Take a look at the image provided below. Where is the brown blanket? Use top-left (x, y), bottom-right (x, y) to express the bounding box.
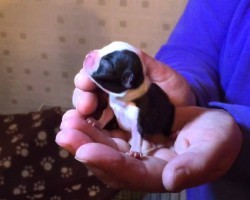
top-left (0, 107), bottom-right (118, 200)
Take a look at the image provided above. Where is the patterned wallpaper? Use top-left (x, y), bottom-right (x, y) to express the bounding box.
top-left (0, 0), bottom-right (187, 114)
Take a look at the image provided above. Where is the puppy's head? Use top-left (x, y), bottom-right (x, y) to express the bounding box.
top-left (84, 41), bottom-right (146, 96)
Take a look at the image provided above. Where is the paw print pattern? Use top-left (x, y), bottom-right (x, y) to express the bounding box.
top-left (58, 148), bottom-right (69, 159)
top-left (6, 123), bottom-right (18, 135)
top-left (13, 184), bottom-right (27, 195)
top-left (40, 157), bottom-right (55, 171)
top-left (26, 194), bottom-right (44, 200)
top-left (50, 196), bottom-right (61, 200)
top-left (31, 113), bottom-right (41, 121)
top-left (11, 133), bottom-right (23, 144)
top-left (21, 166), bottom-right (34, 178)
top-left (16, 143), bottom-right (29, 157)
top-left (3, 115), bottom-right (14, 123)
top-left (71, 184), bottom-right (82, 191)
top-left (32, 120), bottom-right (43, 128)
top-left (61, 167), bottom-right (73, 178)
top-left (31, 113), bottom-right (43, 128)
top-left (54, 127), bottom-right (60, 134)
top-left (34, 180), bottom-right (45, 191)
top-left (65, 184), bottom-right (82, 193)
top-left (88, 185), bottom-right (100, 197)
top-left (0, 156), bottom-right (12, 168)
top-left (35, 131), bottom-right (48, 147)
top-left (87, 170), bottom-right (94, 177)
top-left (0, 175), bottom-right (5, 185)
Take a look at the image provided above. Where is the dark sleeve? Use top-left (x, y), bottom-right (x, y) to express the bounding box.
top-left (155, 0), bottom-right (250, 184)
top-left (155, 0), bottom-right (238, 106)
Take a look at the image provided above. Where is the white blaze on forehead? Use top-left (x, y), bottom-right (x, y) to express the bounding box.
top-left (99, 41), bottom-right (146, 76)
top-left (99, 41), bottom-right (140, 57)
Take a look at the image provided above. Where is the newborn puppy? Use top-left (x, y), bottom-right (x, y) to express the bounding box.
top-left (84, 41), bottom-right (175, 158)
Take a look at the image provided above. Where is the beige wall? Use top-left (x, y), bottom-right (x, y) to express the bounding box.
top-left (0, 0), bottom-right (187, 114)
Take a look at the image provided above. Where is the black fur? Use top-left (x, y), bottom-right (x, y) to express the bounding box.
top-left (92, 50), bottom-right (144, 93)
top-left (134, 83), bottom-right (175, 137)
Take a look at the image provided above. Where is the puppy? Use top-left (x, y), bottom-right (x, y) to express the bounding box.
top-left (83, 41), bottom-right (175, 158)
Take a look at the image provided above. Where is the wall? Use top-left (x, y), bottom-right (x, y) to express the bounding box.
top-left (0, 0), bottom-right (187, 114)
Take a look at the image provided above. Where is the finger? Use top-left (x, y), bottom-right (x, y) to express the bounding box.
top-left (60, 109), bottom-right (130, 152)
top-left (163, 108), bottom-right (243, 192)
top-left (75, 143), bottom-right (167, 192)
top-left (150, 148), bottom-right (177, 161)
top-left (162, 151), bottom-right (216, 192)
top-left (56, 129), bottom-right (92, 154)
top-left (162, 139), bottom-right (231, 192)
top-left (109, 129), bottom-right (130, 141)
top-left (72, 88), bottom-right (98, 115)
top-left (74, 69), bottom-right (96, 91)
top-left (61, 115), bottom-right (129, 152)
top-left (141, 51), bottom-right (174, 84)
top-left (58, 126), bottom-right (129, 154)
top-left (141, 52), bottom-right (195, 106)
top-left (111, 138), bottom-right (130, 153)
top-left (61, 115), bottom-right (109, 137)
top-left (62, 109), bottom-right (84, 121)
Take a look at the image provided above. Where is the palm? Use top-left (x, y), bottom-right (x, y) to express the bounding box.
top-left (58, 106), bottom-right (241, 192)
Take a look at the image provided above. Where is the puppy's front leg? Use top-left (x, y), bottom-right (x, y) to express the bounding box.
top-left (87, 104), bottom-right (114, 130)
top-left (128, 123), bottom-right (143, 159)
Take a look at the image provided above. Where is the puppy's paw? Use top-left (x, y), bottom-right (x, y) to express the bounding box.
top-left (86, 118), bottom-right (103, 130)
top-left (127, 151), bottom-right (143, 159)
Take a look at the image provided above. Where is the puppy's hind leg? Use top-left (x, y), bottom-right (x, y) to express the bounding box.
top-left (87, 104), bottom-right (114, 130)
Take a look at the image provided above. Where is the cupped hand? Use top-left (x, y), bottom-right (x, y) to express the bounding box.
top-left (56, 106), bottom-right (242, 192)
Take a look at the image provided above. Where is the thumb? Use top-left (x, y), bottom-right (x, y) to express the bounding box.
top-left (141, 51), bottom-right (175, 84)
top-left (140, 51), bottom-right (195, 106)
top-left (162, 151), bottom-right (221, 192)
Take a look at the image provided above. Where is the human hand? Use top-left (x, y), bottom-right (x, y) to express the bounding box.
top-left (57, 47), bottom-right (241, 192)
top-left (56, 106), bottom-right (242, 192)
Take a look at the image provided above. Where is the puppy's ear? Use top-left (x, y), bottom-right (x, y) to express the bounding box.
top-left (121, 70), bottom-right (134, 89)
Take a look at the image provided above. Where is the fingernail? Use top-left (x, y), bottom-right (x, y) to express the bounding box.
top-left (72, 94), bottom-right (80, 109)
top-left (74, 73), bottom-right (81, 86)
top-left (55, 132), bottom-right (71, 147)
top-left (75, 155), bottom-right (86, 163)
top-left (75, 147), bottom-right (87, 163)
top-left (74, 97), bottom-right (79, 110)
top-left (56, 136), bottom-right (75, 154)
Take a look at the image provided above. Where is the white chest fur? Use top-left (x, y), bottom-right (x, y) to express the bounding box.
top-left (109, 96), bottom-right (139, 131)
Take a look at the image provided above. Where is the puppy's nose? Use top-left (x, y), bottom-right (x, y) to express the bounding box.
top-left (83, 50), bottom-right (98, 73)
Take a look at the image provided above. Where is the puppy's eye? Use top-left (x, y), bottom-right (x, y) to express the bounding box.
top-left (122, 71), bottom-right (134, 88)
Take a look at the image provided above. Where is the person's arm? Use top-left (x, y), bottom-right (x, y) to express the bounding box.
top-left (156, 0), bottom-right (250, 183)
top-left (155, 0), bottom-right (238, 106)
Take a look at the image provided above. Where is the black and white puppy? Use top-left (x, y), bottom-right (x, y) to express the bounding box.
top-left (84, 41), bottom-right (175, 158)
